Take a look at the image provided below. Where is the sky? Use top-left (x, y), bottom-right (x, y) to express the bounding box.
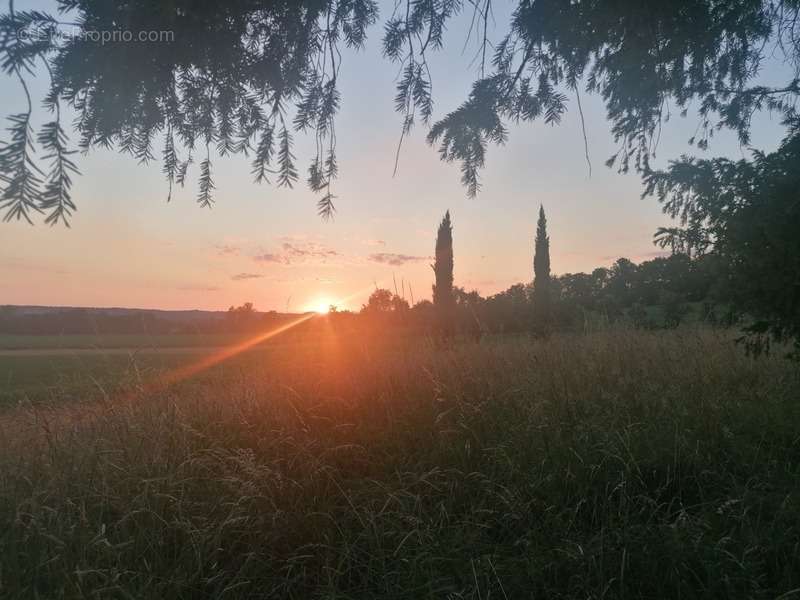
top-left (0, 1), bottom-right (790, 312)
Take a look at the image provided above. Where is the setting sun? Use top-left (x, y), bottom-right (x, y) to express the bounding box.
top-left (305, 298), bottom-right (336, 313)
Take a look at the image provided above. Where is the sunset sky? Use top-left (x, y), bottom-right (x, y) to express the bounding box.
top-left (0, 0), bottom-right (788, 312)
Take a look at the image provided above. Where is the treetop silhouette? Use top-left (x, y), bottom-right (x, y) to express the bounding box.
top-left (532, 204), bottom-right (551, 323)
top-left (2, 0), bottom-right (799, 222)
top-left (432, 210), bottom-right (454, 340)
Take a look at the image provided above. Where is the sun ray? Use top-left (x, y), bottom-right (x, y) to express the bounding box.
top-left (152, 312), bottom-right (317, 390)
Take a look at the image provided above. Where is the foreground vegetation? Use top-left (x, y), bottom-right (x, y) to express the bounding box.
top-left (1, 329), bottom-right (799, 598)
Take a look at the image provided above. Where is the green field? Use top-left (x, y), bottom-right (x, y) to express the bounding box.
top-left (0, 334), bottom-right (313, 400)
top-left (0, 333), bottom-right (242, 350)
top-left (1, 328), bottom-right (799, 598)
top-left (0, 353), bottom-right (193, 401)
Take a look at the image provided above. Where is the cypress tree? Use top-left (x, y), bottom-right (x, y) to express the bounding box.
top-left (432, 210), bottom-right (455, 339)
top-left (533, 205), bottom-right (551, 322)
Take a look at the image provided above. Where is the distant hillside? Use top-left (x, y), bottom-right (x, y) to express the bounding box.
top-left (0, 305), bottom-right (301, 335)
top-left (4, 305), bottom-right (229, 322)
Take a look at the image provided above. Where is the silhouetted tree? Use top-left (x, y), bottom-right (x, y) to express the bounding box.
top-left (532, 205), bottom-right (551, 327)
top-left (454, 286), bottom-right (485, 342)
top-left (410, 299), bottom-right (435, 334)
top-left (606, 258), bottom-right (638, 311)
top-left (361, 288), bottom-right (409, 314)
top-left (391, 295), bottom-right (410, 312)
top-left (432, 211), bottom-right (454, 340)
top-left (226, 302), bottom-right (258, 331)
top-left (549, 253), bottom-right (725, 330)
top-left (647, 128), bottom-right (800, 355)
top-left (361, 289), bottom-right (394, 313)
top-left (484, 283), bottom-right (532, 334)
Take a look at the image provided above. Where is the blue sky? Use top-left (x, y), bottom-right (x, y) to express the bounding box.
top-left (0, 0), bottom-right (789, 311)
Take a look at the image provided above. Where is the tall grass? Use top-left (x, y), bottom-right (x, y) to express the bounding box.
top-left (1, 329), bottom-right (799, 598)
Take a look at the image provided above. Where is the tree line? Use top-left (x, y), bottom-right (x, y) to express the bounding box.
top-left (0, 206), bottom-right (771, 346)
top-left (356, 207), bottom-right (739, 341)
top-left (0, 209), bottom-right (742, 340)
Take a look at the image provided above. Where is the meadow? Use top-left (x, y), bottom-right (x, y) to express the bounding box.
top-left (0, 333), bottom-right (242, 351)
top-left (0, 333), bottom-right (325, 399)
top-left (1, 328), bottom-right (799, 598)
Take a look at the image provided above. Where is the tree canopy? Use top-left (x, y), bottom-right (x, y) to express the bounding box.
top-left (2, 0), bottom-right (798, 222)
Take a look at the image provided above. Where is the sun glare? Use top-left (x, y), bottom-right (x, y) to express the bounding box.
top-left (306, 298), bottom-right (336, 313)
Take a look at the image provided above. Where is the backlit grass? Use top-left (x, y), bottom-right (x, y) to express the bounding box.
top-left (1, 329), bottom-right (798, 598)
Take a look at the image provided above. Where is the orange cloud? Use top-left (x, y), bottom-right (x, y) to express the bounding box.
top-left (369, 253), bottom-right (429, 266)
top-left (231, 273), bottom-right (263, 281)
top-left (254, 241), bottom-right (340, 265)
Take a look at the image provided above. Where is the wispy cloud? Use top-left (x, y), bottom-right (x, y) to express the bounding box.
top-left (254, 242), bottom-right (340, 265)
top-left (369, 253), bottom-right (429, 266)
top-left (215, 244), bottom-right (241, 257)
top-left (253, 253), bottom-right (284, 264)
top-left (364, 239), bottom-right (386, 247)
top-left (231, 273), bottom-right (263, 281)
